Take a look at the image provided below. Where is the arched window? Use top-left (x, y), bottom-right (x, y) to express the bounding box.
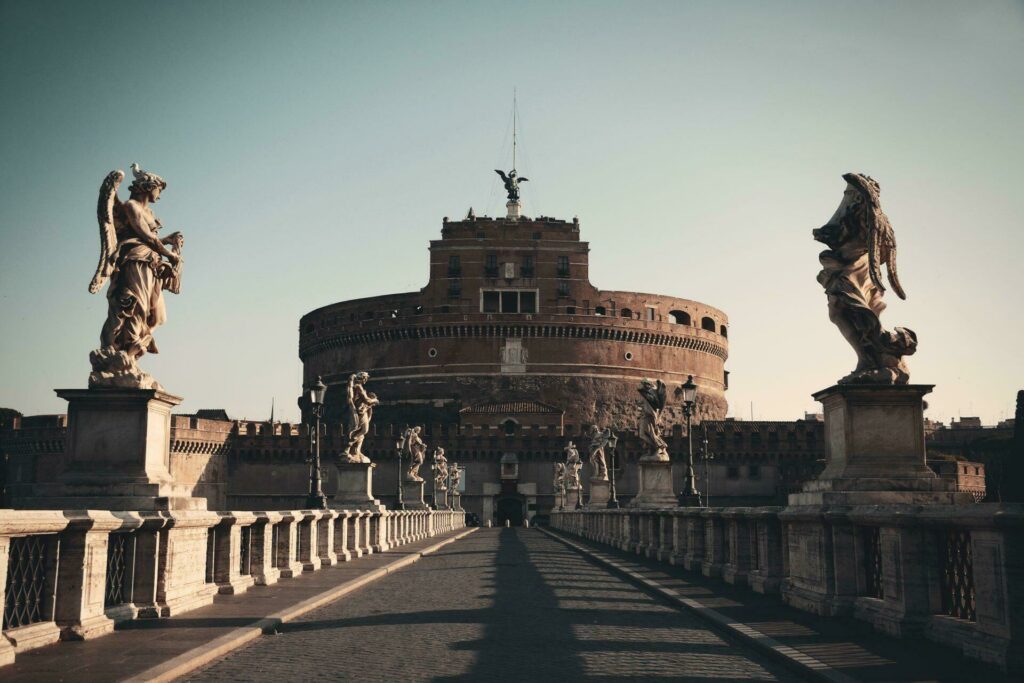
top-left (502, 419), bottom-right (518, 436)
top-left (720, 324), bottom-right (728, 337)
top-left (620, 308), bottom-right (633, 319)
top-left (594, 306), bottom-right (606, 316)
top-left (701, 316), bottom-right (715, 332)
top-left (669, 310), bottom-right (691, 325)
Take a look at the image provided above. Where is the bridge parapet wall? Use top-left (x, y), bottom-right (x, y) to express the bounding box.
top-left (0, 507), bottom-right (465, 668)
top-left (550, 503), bottom-right (1024, 675)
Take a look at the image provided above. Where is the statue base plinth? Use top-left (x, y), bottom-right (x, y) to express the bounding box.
top-left (630, 460), bottom-right (676, 508)
top-left (333, 462), bottom-right (382, 508)
top-left (506, 199), bottom-right (522, 220)
top-left (433, 489), bottom-right (449, 510)
top-left (789, 383), bottom-right (972, 506)
top-left (587, 479), bottom-right (610, 507)
top-left (565, 488), bottom-right (582, 510)
top-left (401, 479), bottom-right (428, 509)
top-left (452, 493), bottom-right (463, 511)
top-left (23, 388), bottom-right (206, 511)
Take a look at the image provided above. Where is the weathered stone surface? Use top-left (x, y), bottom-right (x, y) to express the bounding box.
top-left (333, 462), bottom-right (381, 508)
top-left (630, 460), bottom-right (676, 508)
top-left (28, 388), bottom-right (206, 511)
top-left (790, 384), bottom-right (973, 506)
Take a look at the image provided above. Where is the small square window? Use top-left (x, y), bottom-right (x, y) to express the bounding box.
top-left (748, 465), bottom-right (761, 479)
top-left (557, 281), bottom-right (570, 297)
top-left (727, 465), bottom-right (740, 480)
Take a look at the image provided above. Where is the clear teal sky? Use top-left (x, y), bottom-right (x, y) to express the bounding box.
top-left (1, 1), bottom-right (1021, 424)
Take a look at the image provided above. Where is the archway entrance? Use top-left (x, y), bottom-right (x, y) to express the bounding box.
top-left (495, 497), bottom-right (524, 527)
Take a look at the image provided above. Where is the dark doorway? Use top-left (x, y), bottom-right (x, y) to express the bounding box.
top-left (495, 497), bottom-right (524, 526)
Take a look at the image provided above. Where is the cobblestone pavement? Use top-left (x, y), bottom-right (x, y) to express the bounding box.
top-left (189, 528), bottom-right (802, 682)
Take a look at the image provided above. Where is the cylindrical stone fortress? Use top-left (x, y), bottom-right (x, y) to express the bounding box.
top-left (299, 214), bottom-right (729, 431)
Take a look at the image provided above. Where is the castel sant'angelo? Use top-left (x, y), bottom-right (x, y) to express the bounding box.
top-left (294, 168), bottom-right (731, 521)
top-left (299, 184), bottom-right (730, 433)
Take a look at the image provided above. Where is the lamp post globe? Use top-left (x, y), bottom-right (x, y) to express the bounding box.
top-left (305, 375), bottom-right (328, 510)
top-left (678, 375), bottom-right (702, 507)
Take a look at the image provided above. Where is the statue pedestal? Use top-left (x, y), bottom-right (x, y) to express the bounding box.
top-left (433, 489), bottom-right (450, 510)
top-left (334, 462), bottom-right (382, 508)
top-left (587, 479), bottom-right (610, 507)
top-left (565, 487), bottom-right (581, 510)
top-left (452, 493), bottom-right (463, 511)
top-left (28, 388), bottom-right (206, 511)
top-left (781, 383), bottom-right (973, 620)
top-left (630, 460), bottom-right (676, 508)
top-left (506, 199), bottom-right (521, 220)
top-left (789, 384), bottom-right (970, 506)
top-left (402, 479), bottom-right (428, 509)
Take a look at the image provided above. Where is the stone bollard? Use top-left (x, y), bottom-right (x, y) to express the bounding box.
top-left (524, 518), bottom-right (530, 528)
top-left (505, 519), bottom-right (510, 528)
top-left (486, 520), bottom-right (492, 528)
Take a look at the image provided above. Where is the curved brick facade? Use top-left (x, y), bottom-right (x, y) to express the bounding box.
top-left (299, 214), bottom-right (729, 430)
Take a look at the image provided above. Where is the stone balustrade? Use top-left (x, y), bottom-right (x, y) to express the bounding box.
top-left (550, 504), bottom-right (1024, 674)
top-left (0, 507), bottom-right (464, 666)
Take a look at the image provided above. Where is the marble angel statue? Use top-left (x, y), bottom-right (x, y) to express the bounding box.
top-left (432, 447), bottom-right (449, 491)
top-left (586, 425), bottom-right (614, 481)
top-left (88, 163), bottom-right (184, 391)
top-left (637, 379), bottom-right (669, 461)
top-left (813, 173), bottom-right (917, 384)
top-left (402, 426), bottom-right (427, 481)
top-left (344, 372), bottom-right (378, 463)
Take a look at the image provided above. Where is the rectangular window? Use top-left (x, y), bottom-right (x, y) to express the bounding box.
top-left (448, 255), bottom-right (461, 277)
top-left (646, 306), bottom-right (656, 321)
top-left (484, 254), bottom-right (498, 278)
top-left (557, 255), bottom-right (570, 278)
top-left (448, 282), bottom-right (461, 299)
top-left (748, 465), bottom-right (761, 479)
top-left (481, 289), bottom-right (538, 314)
top-left (501, 291), bottom-right (518, 313)
top-left (727, 465), bottom-right (740, 480)
top-left (557, 281), bottom-right (570, 298)
top-left (522, 255), bottom-right (534, 277)
top-left (520, 291), bottom-right (536, 313)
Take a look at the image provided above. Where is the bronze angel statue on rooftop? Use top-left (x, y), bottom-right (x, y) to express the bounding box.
top-left (88, 164), bottom-right (184, 391)
top-left (813, 173), bottom-right (917, 384)
top-left (495, 169), bottom-right (528, 201)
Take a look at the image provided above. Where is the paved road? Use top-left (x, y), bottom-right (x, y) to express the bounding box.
top-left (189, 528), bottom-right (802, 682)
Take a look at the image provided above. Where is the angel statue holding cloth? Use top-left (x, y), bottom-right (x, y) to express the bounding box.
top-left (88, 163), bottom-right (184, 391)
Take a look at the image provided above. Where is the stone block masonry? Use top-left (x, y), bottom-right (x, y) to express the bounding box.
top-left (0, 507), bottom-right (465, 668)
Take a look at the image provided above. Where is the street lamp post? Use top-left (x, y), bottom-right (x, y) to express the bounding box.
top-left (393, 429), bottom-right (406, 511)
top-left (678, 375), bottom-right (702, 507)
top-left (606, 432), bottom-right (620, 509)
top-left (701, 425), bottom-right (714, 508)
top-left (305, 376), bottom-right (328, 510)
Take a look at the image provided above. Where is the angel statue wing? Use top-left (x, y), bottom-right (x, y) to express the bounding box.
top-left (867, 209), bottom-right (906, 300)
top-left (89, 169), bottom-right (124, 294)
top-left (494, 169), bottom-right (509, 184)
top-left (655, 379), bottom-right (667, 410)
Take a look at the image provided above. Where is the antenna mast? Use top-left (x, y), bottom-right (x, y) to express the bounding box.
top-left (512, 88), bottom-right (517, 172)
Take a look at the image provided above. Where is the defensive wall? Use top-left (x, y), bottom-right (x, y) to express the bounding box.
top-left (2, 416), bottom-right (985, 518)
